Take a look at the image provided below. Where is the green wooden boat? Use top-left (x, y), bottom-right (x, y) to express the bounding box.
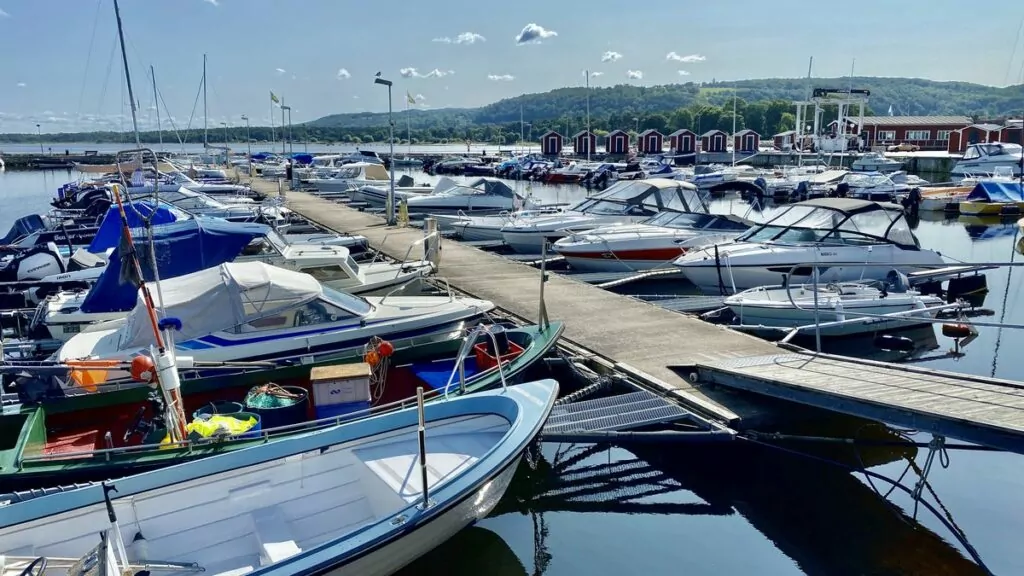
top-left (0, 321), bottom-right (563, 489)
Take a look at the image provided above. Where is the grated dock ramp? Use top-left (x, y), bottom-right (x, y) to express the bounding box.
top-left (543, 391), bottom-right (691, 434)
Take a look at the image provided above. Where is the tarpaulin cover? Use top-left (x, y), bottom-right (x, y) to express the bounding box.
top-left (965, 181), bottom-right (1024, 203)
top-left (80, 219), bottom-right (270, 314)
top-left (87, 201), bottom-right (189, 253)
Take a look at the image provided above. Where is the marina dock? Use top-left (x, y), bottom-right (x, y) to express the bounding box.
top-left (251, 177), bottom-right (1024, 453)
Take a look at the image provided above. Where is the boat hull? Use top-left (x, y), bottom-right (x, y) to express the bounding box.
top-left (558, 247), bottom-right (685, 272)
top-left (957, 201), bottom-right (1024, 216)
top-left (728, 300), bottom-right (938, 336)
top-left (327, 459), bottom-right (518, 576)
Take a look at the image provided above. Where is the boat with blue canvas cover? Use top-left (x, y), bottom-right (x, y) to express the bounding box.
top-left (957, 181), bottom-right (1024, 216)
top-left (0, 379), bottom-right (558, 576)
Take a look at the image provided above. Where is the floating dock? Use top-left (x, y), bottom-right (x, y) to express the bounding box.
top-left (252, 178), bottom-right (1024, 449)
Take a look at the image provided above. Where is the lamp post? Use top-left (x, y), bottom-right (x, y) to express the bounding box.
top-left (241, 114), bottom-right (252, 175)
top-left (220, 122), bottom-right (229, 145)
top-left (374, 75), bottom-right (396, 225)
top-left (36, 124), bottom-right (43, 154)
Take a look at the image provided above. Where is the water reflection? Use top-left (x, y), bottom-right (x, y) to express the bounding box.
top-left (474, 433), bottom-right (985, 576)
top-left (396, 526), bottom-right (527, 576)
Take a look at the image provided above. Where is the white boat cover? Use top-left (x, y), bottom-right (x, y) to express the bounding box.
top-left (119, 262), bottom-right (322, 350)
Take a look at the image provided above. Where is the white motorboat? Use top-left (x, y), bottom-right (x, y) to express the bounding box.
top-left (40, 223), bottom-right (433, 341)
top-left (673, 198), bottom-right (946, 294)
top-left (57, 261), bottom-right (493, 368)
top-left (552, 207), bottom-right (753, 273)
top-left (919, 167), bottom-right (1019, 212)
top-left (0, 379), bottom-right (557, 576)
top-left (433, 207), bottom-right (567, 242)
top-left (501, 179), bottom-right (700, 254)
top-left (308, 162), bottom-right (392, 193)
top-left (137, 187), bottom-right (287, 223)
top-left (352, 176), bottom-right (460, 206)
top-left (837, 172), bottom-right (910, 202)
top-left (404, 177), bottom-right (534, 216)
top-left (952, 143), bottom-right (1024, 177)
top-left (724, 278), bottom-right (944, 336)
top-left (851, 152), bottom-right (903, 173)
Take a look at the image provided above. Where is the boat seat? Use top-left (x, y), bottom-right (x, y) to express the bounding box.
top-left (251, 507), bottom-right (301, 566)
top-left (68, 248), bottom-right (105, 270)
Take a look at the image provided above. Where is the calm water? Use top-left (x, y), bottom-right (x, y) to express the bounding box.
top-left (2, 168), bottom-right (1023, 575)
top-left (0, 142), bottom-right (540, 156)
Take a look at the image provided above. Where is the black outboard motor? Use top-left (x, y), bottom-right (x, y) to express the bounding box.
top-left (885, 269), bottom-right (910, 294)
top-left (795, 180), bottom-right (809, 201)
top-left (902, 187), bottom-right (922, 218)
top-left (835, 182), bottom-right (850, 198)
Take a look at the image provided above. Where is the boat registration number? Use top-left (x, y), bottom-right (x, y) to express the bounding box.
top-left (63, 324), bottom-right (81, 334)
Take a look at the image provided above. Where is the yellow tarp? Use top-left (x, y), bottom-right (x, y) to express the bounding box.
top-left (185, 414), bottom-right (258, 438)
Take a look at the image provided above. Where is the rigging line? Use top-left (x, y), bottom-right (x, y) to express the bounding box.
top-left (1006, 12), bottom-right (1024, 86)
top-left (75, 0), bottom-right (106, 130)
top-left (181, 75), bottom-right (206, 146)
top-left (95, 33), bottom-right (119, 126)
top-left (155, 84), bottom-right (185, 147)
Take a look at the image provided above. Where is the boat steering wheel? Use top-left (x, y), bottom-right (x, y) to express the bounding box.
top-left (294, 302), bottom-right (328, 327)
top-left (18, 557), bottom-right (47, 576)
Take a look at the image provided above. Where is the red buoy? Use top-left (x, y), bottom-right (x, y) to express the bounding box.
top-left (130, 355), bottom-right (156, 382)
top-left (378, 340), bottom-right (395, 358)
top-left (941, 323), bottom-right (972, 339)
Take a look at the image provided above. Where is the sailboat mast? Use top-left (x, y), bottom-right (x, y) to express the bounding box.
top-left (203, 54), bottom-right (208, 149)
top-left (113, 0), bottom-right (141, 148)
top-left (151, 65), bottom-right (162, 152)
top-left (731, 90), bottom-right (737, 166)
top-left (585, 70), bottom-right (591, 162)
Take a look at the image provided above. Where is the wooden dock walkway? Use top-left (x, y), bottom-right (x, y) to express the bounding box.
top-left (252, 179), bottom-right (1024, 448)
top-left (262, 183), bottom-right (781, 425)
top-left (695, 352), bottom-right (1024, 454)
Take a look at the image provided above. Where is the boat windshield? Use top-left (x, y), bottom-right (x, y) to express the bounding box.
top-left (844, 173), bottom-right (892, 187)
top-left (644, 211), bottom-right (715, 229)
top-left (322, 285), bottom-right (372, 315)
top-left (265, 229), bottom-right (290, 252)
top-left (737, 204), bottom-right (917, 247)
top-left (570, 181), bottom-right (693, 215)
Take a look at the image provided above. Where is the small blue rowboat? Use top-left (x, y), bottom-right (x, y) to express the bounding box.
top-left (0, 379), bottom-right (558, 576)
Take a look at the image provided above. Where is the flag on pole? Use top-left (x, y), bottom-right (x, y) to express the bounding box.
top-left (406, 91), bottom-right (416, 105)
top-left (270, 91), bottom-right (280, 106)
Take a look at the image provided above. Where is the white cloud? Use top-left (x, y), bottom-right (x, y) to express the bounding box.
top-left (275, 67), bottom-right (286, 74)
top-left (434, 32), bottom-right (486, 45)
top-left (203, 0), bottom-right (219, 6)
top-left (415, 94), bottom-right (426, 101)
top-left (515, 23), bottom-right (557, 44)
top-left (677, 70), bottom-right (691, 76)
top-left (352, 95), bottom-right (359, 99)
top-left (488, 74), bottom-right (515, 81)
top-left (666, 52), bottom-right (706, 63)
top-left (601, 51), bottom-right (623, 63)
top-left (401, 67), bottom-right (453, 78)
top-left (590, 71), bottom-right (604, 77)
top-left (16, 82), bottom-right (26, 87)
top-left (627, 70), bottom-right (643, 79)
top-left (0, 7), bottom-right (9, 17)
top-left (337, 68), bottom-right (351, 79)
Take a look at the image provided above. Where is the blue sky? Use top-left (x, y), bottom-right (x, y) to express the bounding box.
top-left (1, 0), bottom-right (1023, 133)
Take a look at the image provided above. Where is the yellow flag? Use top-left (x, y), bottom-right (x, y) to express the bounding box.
top-left (270, 91), bottom-right (280, 104)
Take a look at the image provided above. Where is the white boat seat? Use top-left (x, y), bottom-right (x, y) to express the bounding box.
top-left (251, 508), bottom-right (301, 566)
top-left (69, 248), bottom-right (105, 269)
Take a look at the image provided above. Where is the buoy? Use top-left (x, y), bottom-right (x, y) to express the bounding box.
top-left (873, 334), bottom-right (915, 352)
top-left (364, 350), bottom-right (380, 366)
top-left (378, 340), bottom-right (394, 357)
top-left (942, 323), bottom-right (973, 339)
top-left (130, 355), bottom-right (156, 382)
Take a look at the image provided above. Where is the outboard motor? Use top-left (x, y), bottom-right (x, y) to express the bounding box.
top-left (835, 182), bottom-right (850, 198)
top-left (0, 242), bottom-right (66, 282)
top-left (885, 269), bottom-right (910, 294)
top-left (753, 177), bottom-right (767, 193)
top-left (795, 181), bottom-right (809, 202)
top-left (483, 324), bottom-right (511, 357)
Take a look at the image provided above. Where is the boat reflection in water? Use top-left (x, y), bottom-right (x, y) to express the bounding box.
top-left (476, 420), bottom-right (987, 576)
top-left (397, 526), bottom-right (527, 576)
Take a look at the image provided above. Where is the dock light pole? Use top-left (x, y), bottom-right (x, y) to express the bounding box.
top-left (220, 122), bottom-right (228, 145)
top-left (375, 75), bottom-right (396, 225)
top-left (36, 124), bottom-right (43, 154)
top-left (241, 115), bottom-right (252, 175)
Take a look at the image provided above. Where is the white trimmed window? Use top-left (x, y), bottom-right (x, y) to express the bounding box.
top-left (877, 130), bottom-right (896, 141)
top-left (936, 130), bottom-right (952, 141)
top-left (906, 130), bottom-right (931, 140)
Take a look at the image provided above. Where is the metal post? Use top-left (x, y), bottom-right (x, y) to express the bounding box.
top-left (812, 265), bottom-right (821, 353)
top-left (416, 387), bottom-right (430, 508)
top-left (375, 76), bottom-right (397, 225)
top-left (585, 70), bottom-right (591, 162)
top-left (539, 240), bottom-right (550, 330)
top-left (242, 115), bottom-right (251, 176)
top-left (36, 124), bottom-right (43, 154)
top-left (424, 217), bottom-right (440, 268)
